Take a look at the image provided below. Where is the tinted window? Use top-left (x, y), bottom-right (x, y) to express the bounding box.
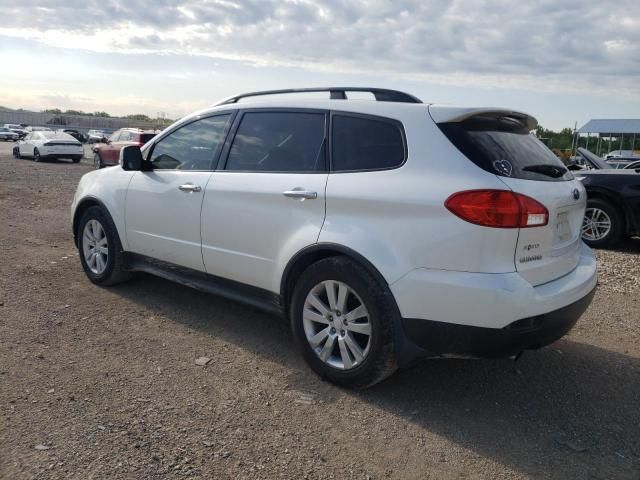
top-left (332, 115), bottom-right (405, 171)
top-left (439, 117), bottom-right (574, 182)
top-left (139, 133), bottom-right (156, 144)
top-left (226, 112), bottom-right (325, 172)
top-left (150, 115), bottom-right (231, 170)
top-left (109, 131), bottom-right (121, 142)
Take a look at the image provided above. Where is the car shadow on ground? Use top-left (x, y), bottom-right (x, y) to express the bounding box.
top-left (607, 236), bottom-right (640, 254)
top-left (113, 273), bottom-right (640, 479)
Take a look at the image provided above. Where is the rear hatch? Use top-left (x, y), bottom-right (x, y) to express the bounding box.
top-left (434, 108), bottom-right (586, 286)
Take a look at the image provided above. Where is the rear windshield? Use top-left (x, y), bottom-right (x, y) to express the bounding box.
top-left (139, 133), bottom-right (156, 144)
top-left (438, 116), bottom-right (573, 182)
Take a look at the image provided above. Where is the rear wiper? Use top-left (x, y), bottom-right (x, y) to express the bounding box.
top-left (522, 164), bottom-right (567, 178)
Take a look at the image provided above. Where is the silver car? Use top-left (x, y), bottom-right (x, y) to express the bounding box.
top-left (0, 127), bottom-right (19, 142)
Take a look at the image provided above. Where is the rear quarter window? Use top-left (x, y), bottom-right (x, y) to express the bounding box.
top-left (331, 114), bottom-right (406, 172)
top-left (439, 117), bottom-right (573, 182)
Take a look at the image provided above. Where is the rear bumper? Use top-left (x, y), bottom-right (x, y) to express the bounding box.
top-left (400, 286), bottom-right (595, 358)
top-left (390, 243), bottom-right (597, 362)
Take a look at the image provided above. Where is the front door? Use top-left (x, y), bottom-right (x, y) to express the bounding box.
top-left (201, 110), bottom-right (328, 292)
top-left (125, 114), bottom-right (233, 271)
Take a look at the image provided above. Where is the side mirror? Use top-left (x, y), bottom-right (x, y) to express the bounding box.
top-left (121, 145), bottom-right (144, 171)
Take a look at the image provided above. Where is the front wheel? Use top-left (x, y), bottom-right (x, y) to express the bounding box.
top-left (33, 148), bottom-right (41, 162)
top-left (12, 146), bottom-right (21, 159)
top-left (72, 155), bottom-right (82, 163)
top-left (581, 198), bottom-right (624, 248)
top-left (78, 206), bottom-right (131, 285)
top-left (290, 256), bottom-right (398, 389)
top-left (94, 153), bottom-right (103, 169)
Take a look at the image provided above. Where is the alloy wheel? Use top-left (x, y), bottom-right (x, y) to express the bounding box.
top-left (582, 207), bottom-right (612, 241)
top-left (82, 219), bottom-right (109, 274)
top-left (302, 280), bottom-right (372, 370)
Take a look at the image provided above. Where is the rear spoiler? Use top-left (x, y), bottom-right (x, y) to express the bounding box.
top-left (428, 106), bottom-right (538, 131)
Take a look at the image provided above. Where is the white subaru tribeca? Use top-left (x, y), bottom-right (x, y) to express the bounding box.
top-left (71, 87), bottom-right (597, 388)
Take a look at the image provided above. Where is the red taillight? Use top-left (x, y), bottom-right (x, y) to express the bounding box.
top-left (445, 190), bottom-right (548, 228)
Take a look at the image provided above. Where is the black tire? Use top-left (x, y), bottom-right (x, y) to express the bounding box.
top-left (94, 153), bottom-right (104, 169)
top-left (12, 146), bottom-right (21, 159)
top-left (72, 155), bottom-right (82, 163)
top-left (33, 148), bottom-right (41, 162)
top-left (77, 206), bottom-right (131, 286)
top-left (290, 256), bottom-right (398, 389)
top-left (582, 198), bottom-right (624, 248)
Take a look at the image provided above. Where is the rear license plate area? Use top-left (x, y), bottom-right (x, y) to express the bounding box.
top-left (554, 211), bottom-right (571, 244)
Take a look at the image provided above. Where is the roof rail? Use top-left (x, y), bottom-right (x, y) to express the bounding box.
top-left (215, 87), bottom-right (422, 106)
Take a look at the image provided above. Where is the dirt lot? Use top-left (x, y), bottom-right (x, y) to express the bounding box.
top-left (0, 141), bottom-right (639, 480)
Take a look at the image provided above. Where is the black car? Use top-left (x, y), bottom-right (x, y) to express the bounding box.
top-left (60, 129), bottom-right (87, 143)
top-left (577, 149), bottom-right (640, 247)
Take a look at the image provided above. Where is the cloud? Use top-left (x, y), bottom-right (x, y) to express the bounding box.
top-left (1, 0), bottom-right (639, 96)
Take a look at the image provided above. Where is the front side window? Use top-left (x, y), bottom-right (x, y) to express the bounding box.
top-left (109, 131), bottom-right (121, 143)
top-left (331, 114), bottom-right (406, 172)
top-left (150, 114), bottom-right (231, 170)
top-left (226, 112), bottom-right (326, 172)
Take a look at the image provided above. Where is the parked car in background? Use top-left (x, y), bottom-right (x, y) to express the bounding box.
top-left (71, 87), bottom-right (597, 388)
top-left (577, 168), bottom-right (640, 248)
top-left (3, 123), bottom-right (27, 139)
top-left (568, 147), bottom-right (612, 171)
top-left (0, 127), bottom-right (19, 141)
top-left (623, 160), bottom-right (640, 170)
top-left (57, 129), bottom-right (87, 143)
top-left (606, 156), bottom-right (639, 169)
top-left (605, 150), bottom-right (637, 160)
top-left (87, 130), bottom-right (108, 144)
top-left (14, 131), bottom-right (84, 163)
top-left (91, 128), bottom-right (157, 168)
top-left (25, 126), bottom-right (52, 132)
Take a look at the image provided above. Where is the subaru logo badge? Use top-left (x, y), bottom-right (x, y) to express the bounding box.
top-left (572, 188), bottom-right (580, 200)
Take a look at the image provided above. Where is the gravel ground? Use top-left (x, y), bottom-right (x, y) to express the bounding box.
top-left (1, 142), bottom-right (639, 480)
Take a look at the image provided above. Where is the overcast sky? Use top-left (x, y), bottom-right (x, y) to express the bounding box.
top-left (0, 0), bottom-right (638, 129)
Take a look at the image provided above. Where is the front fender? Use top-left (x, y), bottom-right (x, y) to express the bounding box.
top-left (71, 167), bottom-right (136, 250)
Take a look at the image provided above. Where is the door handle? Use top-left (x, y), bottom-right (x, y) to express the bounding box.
top-left (283, 189), bottom-right (318, 200)
top-left (178, 183), bottom-right (202, 193)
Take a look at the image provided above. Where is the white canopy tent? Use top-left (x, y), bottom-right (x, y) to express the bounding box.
top-left (577, 119), bottom-right (640, 156)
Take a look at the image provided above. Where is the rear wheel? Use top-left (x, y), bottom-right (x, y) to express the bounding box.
top-left (78, 206), bottom-right (131, 285)
top-left (581, 198), bottom-right (623, 248)
top-left (72, 155), bottom-right (82, 163)
top-left (290, 256), bottom-right (398, 388)
top-left (33, 148), bottom-right (41, 162)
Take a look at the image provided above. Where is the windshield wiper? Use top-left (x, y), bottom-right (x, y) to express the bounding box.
top-left (522, 164), bottom-right (567, 178)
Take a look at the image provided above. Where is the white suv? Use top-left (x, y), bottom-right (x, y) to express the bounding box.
top-left (71, 87), bottom-right (597, 388)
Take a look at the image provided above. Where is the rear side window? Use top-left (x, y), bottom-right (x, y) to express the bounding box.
top-left (438, 117), bottom-right (573, 182)
top-left (226, 112), bottom-right (326, 172)
top-left (332, 115), bottom-right (405, 172)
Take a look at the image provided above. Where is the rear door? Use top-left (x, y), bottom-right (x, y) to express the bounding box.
top-left (437, 112), bottom-right (586, 286)
top-left (125, 114), bottom-right (232, 271)
top-left (201, 109), bottom-right (328, 292)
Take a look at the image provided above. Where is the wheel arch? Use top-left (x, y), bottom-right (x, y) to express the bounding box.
top-left (73, 197), bottom-right (123, 248)
top-left (585, 188), bottom-right (630, 234)
top-left (280, 243), bottom-right (390, 314)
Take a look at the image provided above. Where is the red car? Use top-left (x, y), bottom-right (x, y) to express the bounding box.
top-left (92, 128), bottom-right (157, 168)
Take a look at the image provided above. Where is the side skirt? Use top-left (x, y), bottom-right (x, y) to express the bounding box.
top-left (125, 253), bottom-right (283, 316)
